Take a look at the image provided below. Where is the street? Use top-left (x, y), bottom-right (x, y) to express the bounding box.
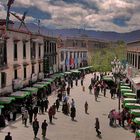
top-left (0, 74), bottom-right (135, 140)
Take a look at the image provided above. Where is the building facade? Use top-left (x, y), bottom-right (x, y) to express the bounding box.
top-left (0, 20), bottom-right (57, 95)
top-left (57, 37), bottom-right (88, 72)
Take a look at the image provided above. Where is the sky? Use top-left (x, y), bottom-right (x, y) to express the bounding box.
top-left (0, 0), bottom-right (140, 33)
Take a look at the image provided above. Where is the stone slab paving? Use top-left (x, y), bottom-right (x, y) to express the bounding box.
top-left (0, 74), bottom-right (135, 140)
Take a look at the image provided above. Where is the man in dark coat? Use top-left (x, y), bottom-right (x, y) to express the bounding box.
top-left (41, 120), bottom-right (48, 138)
top-left (95, 118), bottom-right (101, 136)
top-left (44, 98), bottom-right (49, 112)
top-left (66, 86), bottom-right (70, 96)
top-left (55, 98), bottom-right (60, 111)
top-left (32, 118), bottom-right (39, 138)
top-left (5, 132), bottom-right (12, 140)
top-left (70, 106), bottom-right (76, 121)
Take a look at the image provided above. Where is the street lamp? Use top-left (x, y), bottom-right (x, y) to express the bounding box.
top-left (111, 57), bottom-right (124, 112)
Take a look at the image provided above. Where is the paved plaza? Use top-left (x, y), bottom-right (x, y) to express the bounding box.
top-left (0, 74), bottom-right (135, 140)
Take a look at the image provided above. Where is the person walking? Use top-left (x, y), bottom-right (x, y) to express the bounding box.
top-left (23, 110), bottom-right (28, 127)
top-left (70, 106), bottom-right (76, 121)
top-left (48, 106), bottom-right (53, 123)
top-left (84, 101), bottom-right (88, 114)
top-left (81, 78), bottom-right (83, 86)
top-left (32, 118), bottom-right (39, 138)
top-left (66, 86), bottom-right (70, 96)
top-left (44, 97), bottom-right (49, 112)
top-left (95, 118), bottom-right (101, 136)
top-left (56, 98), bottom-right (60, 111)
top-left (41, 120), bottom-right (48, 138)
top-left (28, 107), bottom-right (33, 124)
top-left (4, 132), bottom-right (12, 140)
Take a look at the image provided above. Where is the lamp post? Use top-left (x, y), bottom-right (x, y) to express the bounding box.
top-left (111, 57), bottom-right (123, 112)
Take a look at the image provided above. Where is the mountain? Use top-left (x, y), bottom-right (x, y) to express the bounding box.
top-left (14, 22), bottom-right (140, 42)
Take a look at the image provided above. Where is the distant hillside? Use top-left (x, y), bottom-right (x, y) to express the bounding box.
top-left (14, 22), bottom-right (140, 42)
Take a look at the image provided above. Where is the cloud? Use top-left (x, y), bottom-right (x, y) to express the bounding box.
top-left (0, 0), bottom-right (140, 33)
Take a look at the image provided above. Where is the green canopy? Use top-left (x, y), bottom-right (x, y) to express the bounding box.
top-left (33, 84), bottom-right (45, 89)
top-left (124, 103), bottom-right (140, 109)
top-left (43, 78), bottom-right (54, 82)
top-left (10, 91), bottom-right (30, 99)
top-left (71, 70), bottom-right (81, 73)
top-left (134, 118), bottom-right (140, 125)
top-left (120, 85), bottom-right (130, 89)
top-left (120, 83), bottom-right (130, 86)
top-left (0, 105), bottom-right (4, 109)
top-left (103, 76), bottom-right (114, 81)
top-left (0, 97), bottom-right (15, 104)
top-left (37, 82), bottom-right (51, 86)
top-left (64, 71), bottom-right (72, 75)
top-left (136, 130), bottom-right (140, 137)
top-left (123, 92), bottom-right (136, 98)
top-left (21, 87), bottom-right (38, 94)
top-left (123, 98), bottom-right (137, 104)
top-left (130, 110), bottom-right (140, 116)
top-left (121, 89), bottom-right (133, 94)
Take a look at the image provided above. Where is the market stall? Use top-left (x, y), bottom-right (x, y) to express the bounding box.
top-left (123, 98), bottom-right (137, 104)
top-left (124, 103), bottom-right (140, 109)
top-left (121, 89), bottom-right (133, 95)
top-left (130, 110), bottom-right (140, 117)
top-left (123, 92), bottom-right (136, 98)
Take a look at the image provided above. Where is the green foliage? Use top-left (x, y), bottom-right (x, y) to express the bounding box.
top-left (90, 43), bottom-right (126, 72)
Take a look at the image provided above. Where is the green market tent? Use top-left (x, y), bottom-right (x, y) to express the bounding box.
top-left (10, 91), bottom-right (30, 99)
top-left (136, 130), bottom-right (140, 137)
top-left (43, 78), bottom-right (54, 82)
top-left (0, 105), bottom-right (4, 109)
top-left (123, 92), bottom-right (136, 98)
top-left (121, 89), bottom-right (133, 94)
top-left (0, 97), bottom-right (15, 104)
top-left (64, 71), bottom-right (72, 75)
top-left (124, 103), bottom-right (140, 109)
top-left (134, 118), bottom-right (140, 125)
top-left (120, 83), bottom-right (130, 86)
top-left (37, 82), bottom-right (51, 87)
top-left (130, 110), bottom-right (140, 117)
top-left (21, 87), bottom-right (38, 95)
top-left (103, 76), bottom-right (114, 81)
top-left (70, 70), bottom-right (81, 73)
top-left (33, 84), bottom-right (45, 89)
top-left (123, 98), bottom-right (137, 104)
top-left (120, 85), bottom-right (130, 89)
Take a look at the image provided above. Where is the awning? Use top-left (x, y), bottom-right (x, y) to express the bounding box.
top-left (121, 89), bottom-right (133, 94)
top-left (123, 92), bottom-right (136, 98)
top-left (120, 83), bottom-right (130, 86)
top-left (0, 97), bottom-right (15, 104)
top-left (124, 103), bottom-right (140, 109)
top-left (134, 118), bottom-right (140, 125)
top-left (136, 129), bottom-right (140, 137)
top-left (21, 87), bottom-right (38, 95)
top-left (43, 78), bottom-right (54, 82)
top-left (33, 84), bottom-right (45, 89)
top-left (70, 70), bottom-right (81, 73)
top-left (37, 82), bottom-right (51, 86)
top-left (120, 85), bottom-right (130, 89)
top-left (130, 110), bottom-right (140, 116)
top-left (10, 91), bottom-right (31, 99)
top-left (0, 105), bottom-right (4, 109)
top-left (64, 71), bottom-right (72, 75)
top-left (123, 98), bottom-right (137, 104)
top-left (103, 76), bottom-right (114, 81)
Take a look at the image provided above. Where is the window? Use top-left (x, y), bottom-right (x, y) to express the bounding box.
top-left (38, 45), bottom-right (41, 58)
top-left (61, 51), bottom-right (64, 61)
top-left (39, 63), bottom-right (41, 72)
top-left (47, 41), bottom-right (49, 53)
top-left (23, 42), bottom-right (26, 58)
top-left (31, 42), bottom-right (36, 59)
top-left (50, 42), bottom-right (52, 53)
top-left (14, 42), bottom-right (17, 60)
top-left (23, 67), bottom-right (26, 79)
top-left (14, 69), bottom-right (17, 79)
top-left (32, 65), bottom-right (35, 73)
top-left (1, 72), bottom-right (6, 88)
top-left (54, 43), bottom-right (56, 52)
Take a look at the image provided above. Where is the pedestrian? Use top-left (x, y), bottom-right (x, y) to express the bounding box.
top-left (84, 101), bottom-right (88, 114)
top-left (81, 78), bottom-right (83, 86)
top-left (21, 105), bottom-right (25, 124)
top-left (56, 98), bottom-right (60, 111)
top-left (71, 98), bottom-right (75, 107)
top-left (75, 77), bottom-right (78, 86)
top-left (28, 107), bottom-right (33, 124)
top-left (41, 120), bottom-right (48, 138)
top-left (23, 110), bottom-right (28, 127)
top-left (52, 103), bottom-right (56, 118)
top-left (88, 84), bottom-right (92, 94)
top-left (32, 118), bottom-right (39, 138)
top-left (48, 106), bottom-right (53, 123)
top-left (95, 118), bottom-right (101, 136)
top-left (33, 106), bottom-right (38, 119)
top-left (66, 86), bottom-right (70, 96)
top-left (44, 98), bottom-right (49, 112)
top-left (70, 106), bottom-right (76, 121)
top-left (5, 132), bottom-right (12, 140)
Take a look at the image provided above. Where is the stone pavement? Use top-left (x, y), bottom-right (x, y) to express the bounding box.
top-left (0, 74), bottom-right (135, 140)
